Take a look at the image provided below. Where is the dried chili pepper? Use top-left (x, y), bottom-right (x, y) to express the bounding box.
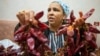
top-left (14, 25), bottom-right (27, 35)
top-left (70, 10), bottom-right (76, 24)
top-left (89, 26), bottom-right (100, 33)
top-left (27, 37), bottom-right (35, 50)
top-left (84, 32), bottom-right (97, 48)
top-left (30, 28), bottom-right (48, 43)
top-left (83, 8), bottom-right (95, 20)
top-left (35, 11), bottom-right (44, 20)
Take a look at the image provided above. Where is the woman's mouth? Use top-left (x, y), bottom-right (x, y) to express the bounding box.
top-left (48, 17), bottom-right (54, 21)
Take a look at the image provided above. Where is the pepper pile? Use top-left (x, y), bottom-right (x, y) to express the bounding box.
top-left (0, 45), bottom-right (20, 56)
top-left (14, 11), bottom-right (50, 56)
top-left (57, 8), bottom-right (100, 56)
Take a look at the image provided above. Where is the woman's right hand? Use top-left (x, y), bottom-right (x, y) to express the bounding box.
top-left (16, 10), bottom-right (37, 26)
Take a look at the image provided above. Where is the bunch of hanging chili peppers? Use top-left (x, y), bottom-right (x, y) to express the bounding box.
top-left (0, 44), bottom-right (20, 56)
top-left (57, 8), bottom-right (100, 56)
top-left (14, 11), bottom-right (50, 56)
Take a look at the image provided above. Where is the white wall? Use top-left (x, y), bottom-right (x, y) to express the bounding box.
top-left (0, 0), bottom-right (100, 46)
top-left (0, 0), bottom-right (100, 22)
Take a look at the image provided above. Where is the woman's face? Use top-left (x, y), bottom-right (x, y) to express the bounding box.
top-left (47, 2), bottom-right (65, 26)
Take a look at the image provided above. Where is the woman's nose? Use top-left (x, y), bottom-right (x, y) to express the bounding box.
top-left (48, 10), bottom-right (54, 16)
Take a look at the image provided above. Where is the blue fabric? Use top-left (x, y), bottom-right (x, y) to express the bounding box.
top-left (56, 0), bottom-right (69, 16)
top-left (48, 31), bottom-right (65, 53)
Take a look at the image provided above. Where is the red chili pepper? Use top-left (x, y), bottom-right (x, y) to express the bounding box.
top-left (27, 37), bottom-right (35, 50)
top-left (89, 26), bottom-right (100, 33)
top-left (7, 45), bottom-right (13, 51)
top-left (70, 10), bottom-right (76, 23)
top-left (30, 28), bottom-right (48, 43)
top-left (38, 22), bottom-right (49, 31)
top-left (14, 25), bottom-right (26, 35)
top-left (36, 30), bottom-right (48, 42)
top-left (0, 45), bottom-right (5, 52)
top-left (67, 46), bottom-right (73, 56)
top-left (80, 46), bottom-right (88, 56)
top-left (88, 40), bottom-right (97, 48)
top-left (57, 27), bottom-right (67, 35)
top-left (31, 50), bottom-right (40, 56)
top-left (84, 32), bottom-right (97, 48)
top-left (35, 11), bottom-right (49, 31)
top-left (35, 11), bottom-right (44, 20)
top-left (83, 8), bottom-right (95, 20)
top-left (14, 32), bottom-right (24, 42)
top-left (67, 37), bottom-right (75, 55)
top-left (74, 42), bottom-right (85, 54)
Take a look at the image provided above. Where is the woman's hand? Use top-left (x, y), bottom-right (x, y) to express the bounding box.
top-left (16, 10), bottom-right (26, 25)
top-left (16, 10), bottom-right (38, 26)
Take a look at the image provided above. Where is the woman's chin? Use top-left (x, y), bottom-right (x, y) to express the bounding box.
top-left (49, 21), bottom-right (55, 25)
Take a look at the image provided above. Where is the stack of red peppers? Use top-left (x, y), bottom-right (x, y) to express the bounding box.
top-left (14, 11), bottom-right (50, 56)
top-left (57, 8), bottom-right (100, 56)
top-left (0, 45), bottom-right (20, 56)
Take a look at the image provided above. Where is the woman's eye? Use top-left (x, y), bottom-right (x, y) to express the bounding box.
top-left (53, 8), bottom-right (59, 11)
top-left (48, 8), bottom-right (51, 12)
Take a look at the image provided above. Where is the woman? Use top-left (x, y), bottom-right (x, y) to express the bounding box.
top-left (45, 1), bottom-right (69, 53)
top-left (15, 0), bottom-right (98, 56)
top-left (15, 0), bottom-right (69, 55)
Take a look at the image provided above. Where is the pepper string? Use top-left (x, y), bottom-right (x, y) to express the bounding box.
top-left (57, 8), bottom-right (100, 56)
top-left (14, 11), bottom-right (50, 56)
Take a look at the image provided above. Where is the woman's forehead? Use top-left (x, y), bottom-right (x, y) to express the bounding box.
top-left (48, 2), bottom-right (62, 9)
